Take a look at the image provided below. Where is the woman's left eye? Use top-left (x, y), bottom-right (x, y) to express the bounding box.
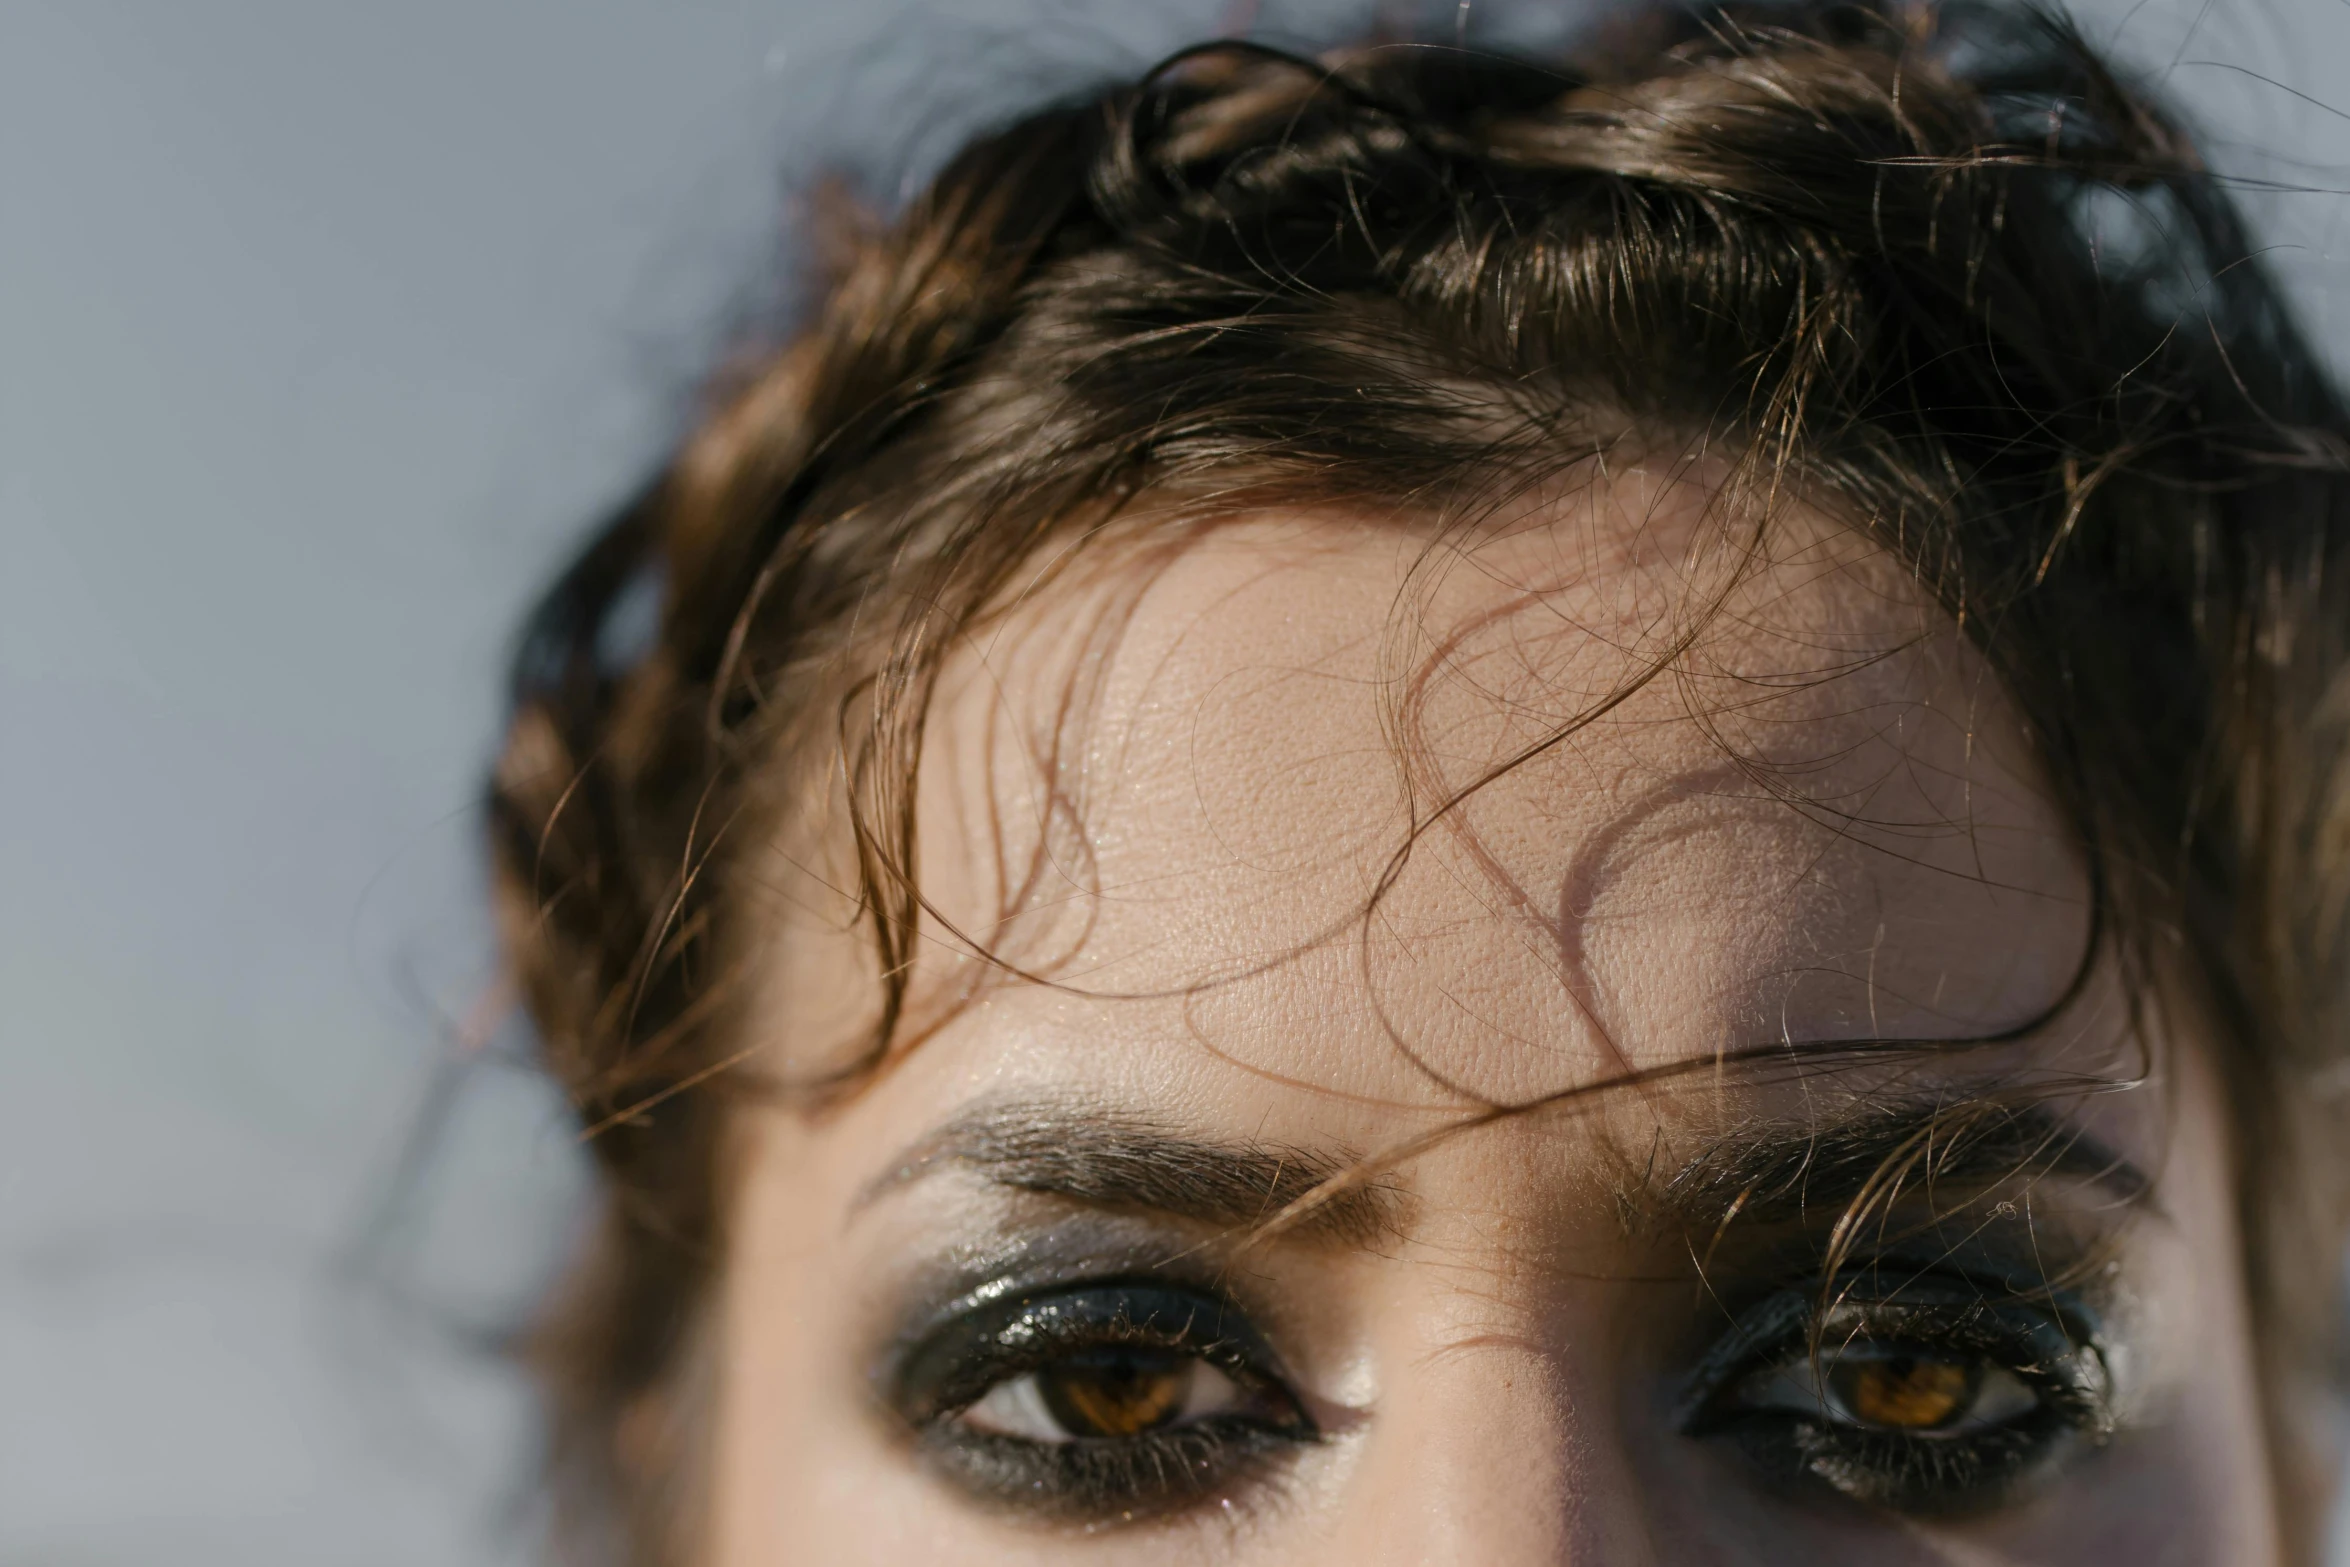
top-left (1731, 1342), bottom-right (2042, 1436)
top-left (1682, 1277), bottom-right (2115, 1514)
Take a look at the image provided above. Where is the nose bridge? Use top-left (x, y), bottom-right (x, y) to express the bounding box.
top-left (1316, 1331), bottom-right (1656, 1567)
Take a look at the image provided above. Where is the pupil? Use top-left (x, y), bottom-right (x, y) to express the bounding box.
top-left (1036, 1349), bottom-right (1194, 1438)
top-left (1834, 1352), bottom-right (1979, 1431)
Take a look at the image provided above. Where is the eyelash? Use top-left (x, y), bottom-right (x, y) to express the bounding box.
top-left (889, 1280), bottom-right (1318, 1521)
top-left (891, 1269), bottom-right (2113, 1527)
top-left (1680, 1273), bottom-right (2115, 1513)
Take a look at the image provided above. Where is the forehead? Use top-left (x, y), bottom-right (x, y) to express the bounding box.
top-left (765, 470), bottom-right (2091, 1112)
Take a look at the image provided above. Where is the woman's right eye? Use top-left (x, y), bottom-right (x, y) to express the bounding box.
top-left (957, 1347), bottom-right (1258, 1442)
top-left (889, 1281), bottom-right (1318, 1522)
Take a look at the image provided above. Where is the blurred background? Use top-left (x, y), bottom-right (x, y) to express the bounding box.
top-left (7, 1), bottom-right (2350, 1560)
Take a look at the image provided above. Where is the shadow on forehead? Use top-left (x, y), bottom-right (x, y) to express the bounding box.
top-left (840, 496), bottom-right (2100, 1129)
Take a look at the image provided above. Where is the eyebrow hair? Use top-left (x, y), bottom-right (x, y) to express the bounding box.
top-left (858, 1093), bottom-right (2152, 1255)
top-left (856, 1100), bottom-right (1406, 1246)
top-left (1644, 1098), bottom-right (2153, 1236)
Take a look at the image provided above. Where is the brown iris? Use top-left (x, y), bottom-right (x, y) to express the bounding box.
top-left (1829, 1351), bottom-right (1980, 1431)
top-left (1035, 1349), bottom-right (1195, 1438)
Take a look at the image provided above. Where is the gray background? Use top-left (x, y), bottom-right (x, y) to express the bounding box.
top-left (8, 1), bottom-right (2349, 1561)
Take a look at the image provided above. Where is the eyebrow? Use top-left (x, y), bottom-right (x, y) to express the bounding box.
top-left (1644, 1099), bottom-right (2153, 1235)
top-left (858, 1095), bottom-right (2151, 1252)
top-left (855, 1101), bottom-right (1405, 1245)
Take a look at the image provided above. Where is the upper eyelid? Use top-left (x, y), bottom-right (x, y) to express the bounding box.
top-left (876, 1227), bottom-right (1259, 1351)
top-left (867, 1167), bottom-right (2132, 1401)
top-left (888, 1277), bottom-right (1292, 1418)
top-left (862, 1211), bottom-right (1345, 1428)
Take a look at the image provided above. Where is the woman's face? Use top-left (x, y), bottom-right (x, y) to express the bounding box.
top-left (706, 475), bottom-right (2276, 1564)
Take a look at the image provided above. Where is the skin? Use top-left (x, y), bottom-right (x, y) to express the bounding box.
top-left (702, 466), bottom-right (2277, 1564)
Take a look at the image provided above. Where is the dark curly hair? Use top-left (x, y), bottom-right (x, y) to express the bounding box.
top-left (489, 3), bottom-right (2350, 1557)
